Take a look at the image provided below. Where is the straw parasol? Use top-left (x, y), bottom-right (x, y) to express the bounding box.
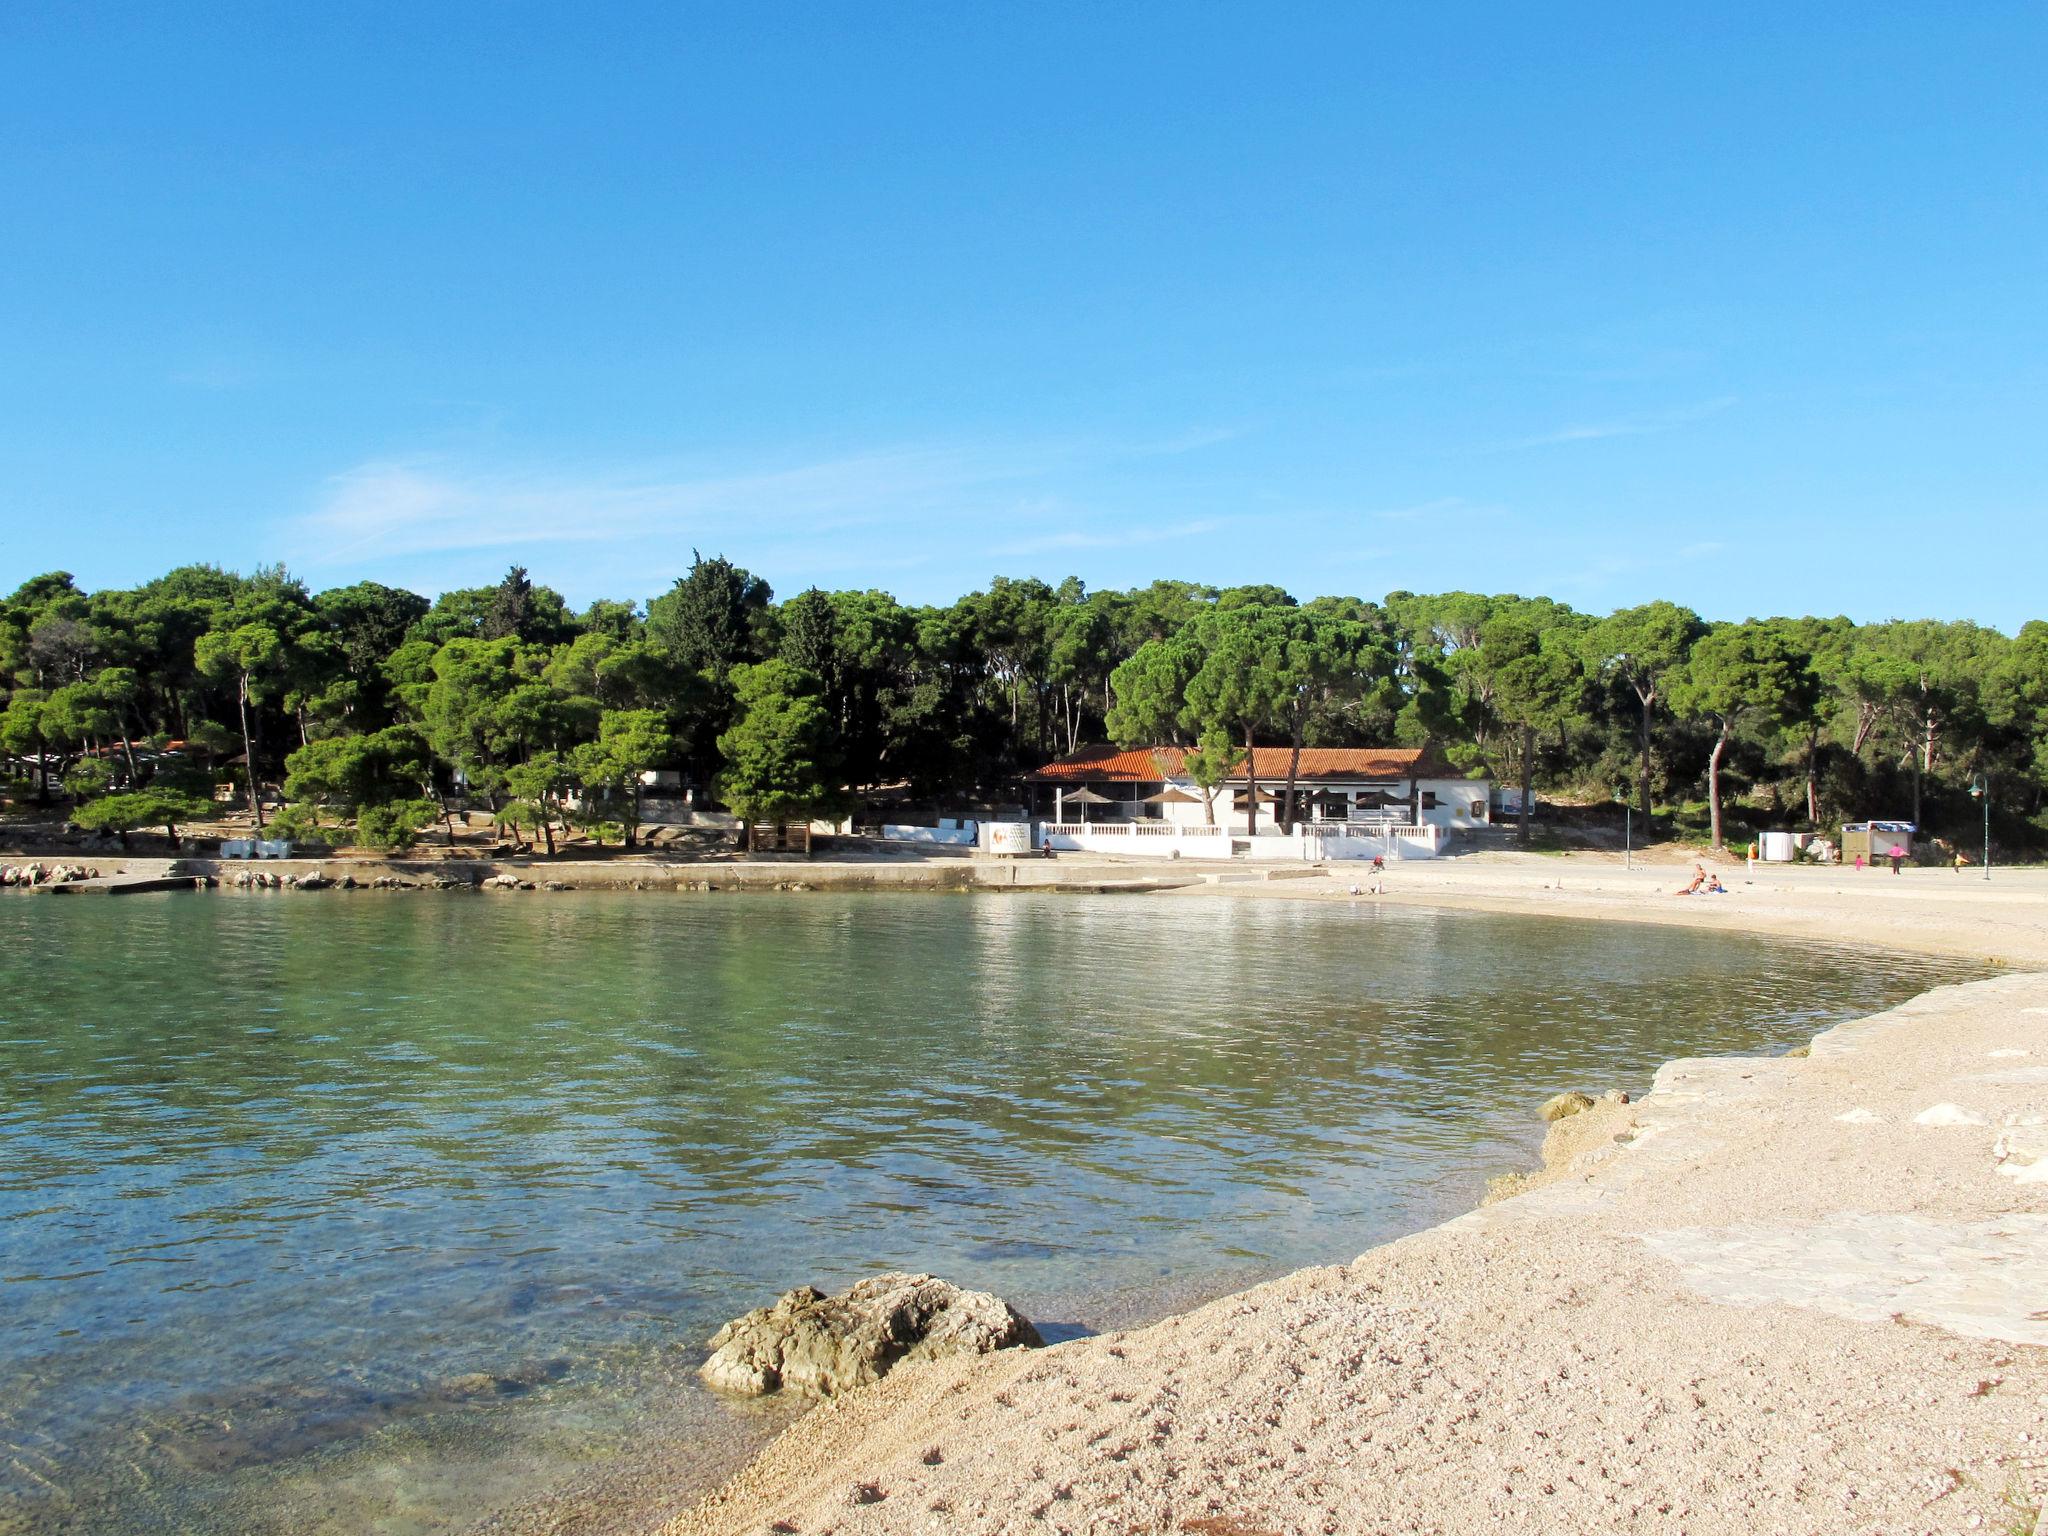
top-left (1056, 786), bottom-right (1113, 823)
top-left (1143, 787), bottom-right (1202, 804)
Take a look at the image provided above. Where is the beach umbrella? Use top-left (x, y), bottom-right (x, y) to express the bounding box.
top-left (1059, 786), bottom-right (1113, 823)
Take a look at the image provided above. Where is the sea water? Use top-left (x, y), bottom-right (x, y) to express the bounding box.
top-left (0, 890), bottom-right (1979, 1534)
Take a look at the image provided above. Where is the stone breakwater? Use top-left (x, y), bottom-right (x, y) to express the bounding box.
top-left (22, 854), bottom-right (1202, 895)
top-left (663, 972), bottom-right (2048, 1536)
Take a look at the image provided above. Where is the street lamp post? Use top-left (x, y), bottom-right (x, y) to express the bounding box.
top-left (1616, 783), bottom-right (1631, 869)
top-left (1970, 775), bottom-right (1990, 881)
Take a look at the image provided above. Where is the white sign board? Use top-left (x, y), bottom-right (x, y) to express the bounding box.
top-left (981, 822), bottom-right (1036, 855)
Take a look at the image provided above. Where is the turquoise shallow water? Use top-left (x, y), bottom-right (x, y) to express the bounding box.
top-left (0, 890), bottom-right (1979, 1533)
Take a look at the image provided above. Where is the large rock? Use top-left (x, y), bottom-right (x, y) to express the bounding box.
top-left (701, 1272), bottom-right (1042, 1397)
top-left (1539, 1090), bottom-right (1596, 1123)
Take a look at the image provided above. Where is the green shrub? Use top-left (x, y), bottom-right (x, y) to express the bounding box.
top-left (63, 758), bottom-right (116, 802)
top-left (71, 789), bottom-right (215, 846)
top-left (263, 803), bottom-right (331, 847)
top-left (354, 798), bottom-right (441, 852)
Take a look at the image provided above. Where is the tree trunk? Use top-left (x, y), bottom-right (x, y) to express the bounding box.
top-left (1805, 726), bottom-right (1821, 827)
top-left (113, 708), bottom-right (141, 783)
top-left (1519, 722), bottom-right (1534, 847)
top-left (1637, 693), bottom-right (1654, 830)
top-left (540, 802), bottom-right (556, 857)
top-left (1915, 706), bottom-right (1936, 828)
top-left (1243, 723), bottom-right (1260, 836)
top-left (1282, 720), bottom-right (1304, 833)
top-left (1707, 723), bottom-right (1729, 849)
top-left (236, 673), bottom-right (264, 829)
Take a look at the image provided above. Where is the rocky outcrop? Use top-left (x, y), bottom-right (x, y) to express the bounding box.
top-left (1, 862), bottom-right (96, 887)
top-left (1488, 1088), bottom-right (1640, 1205)
top-left (701, 1273), bottom-right (1042, 1398)
top-left (1539, 1090), bottom-right (1595, 1122)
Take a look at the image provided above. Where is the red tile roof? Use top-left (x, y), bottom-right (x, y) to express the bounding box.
top-left (1027, 744), bottom-right (1470, 783)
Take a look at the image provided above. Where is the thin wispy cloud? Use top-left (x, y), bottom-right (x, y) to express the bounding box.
top-left (1488, 395), bottom-right (1738, 453)
top-left (288, 446), bottom-right (1036, 569)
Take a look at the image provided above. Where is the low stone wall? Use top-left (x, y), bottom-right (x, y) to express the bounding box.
top-left (181, 857), bottom-right (994, 892)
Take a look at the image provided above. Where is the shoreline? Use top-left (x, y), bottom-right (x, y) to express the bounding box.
top-left (19, 848), bottom-right (2048, 972)
top-left (649, 867), bottom-right (2048, 1535)
top-left (16, 851), bottom-right (2048, 1530)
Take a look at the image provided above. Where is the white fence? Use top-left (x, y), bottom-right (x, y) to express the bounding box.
top-left (1038, 820), bottom-right (1445, 861)
top-left (1304, 821), bottom-right (1445, 860)
top-left (882, 822), bottom-right (979, 846)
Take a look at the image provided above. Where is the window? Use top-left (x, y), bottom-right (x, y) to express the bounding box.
top-left (1420, 791), bottom-right (1439, 810)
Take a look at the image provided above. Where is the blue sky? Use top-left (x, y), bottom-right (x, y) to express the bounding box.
top-left (3, 5), bottom-right (2043, 628)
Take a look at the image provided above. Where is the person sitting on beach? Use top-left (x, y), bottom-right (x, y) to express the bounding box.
top-left (1674, 864), bottom-right (1707, 895)
top-left (1705, 873), bottom-right (1728, 893)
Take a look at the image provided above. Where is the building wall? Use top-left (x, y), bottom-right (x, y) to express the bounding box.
top-left (1037, 822), bottom-right (1448, 860)
top-left (1049, 775), bottom-right (1490, 833)
top-left (1418, 777), bottom-right (1491, 831)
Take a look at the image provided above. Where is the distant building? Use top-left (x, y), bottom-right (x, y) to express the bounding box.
top-left (1024, 745), bottom-right (1490, 835)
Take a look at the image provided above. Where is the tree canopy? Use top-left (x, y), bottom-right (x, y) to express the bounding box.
top-left (4, 560), bottom-right (2044, 858)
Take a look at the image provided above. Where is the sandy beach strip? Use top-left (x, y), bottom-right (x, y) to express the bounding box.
top-left (658, 864), bottom-right (2048, 1536)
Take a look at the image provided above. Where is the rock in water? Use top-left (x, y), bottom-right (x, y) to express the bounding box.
top-left (1539, 1090), bottom-right (1596, 1123)
top-left (701, 1272), bottom-right (1042, 1397)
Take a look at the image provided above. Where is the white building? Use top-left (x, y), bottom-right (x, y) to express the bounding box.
top-left (1018, 745), bottom-right (1489, 860)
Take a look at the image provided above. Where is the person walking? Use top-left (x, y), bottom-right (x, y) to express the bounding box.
top-left (1888, 843), bottom-right (1905, 875)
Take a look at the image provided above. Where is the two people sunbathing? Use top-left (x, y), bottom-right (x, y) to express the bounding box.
top-left (1675, 863), bottom-right (1727, 895)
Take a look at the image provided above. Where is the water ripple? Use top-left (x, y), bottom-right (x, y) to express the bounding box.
top-left (0, 890), bottom-right (1975, 1536)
